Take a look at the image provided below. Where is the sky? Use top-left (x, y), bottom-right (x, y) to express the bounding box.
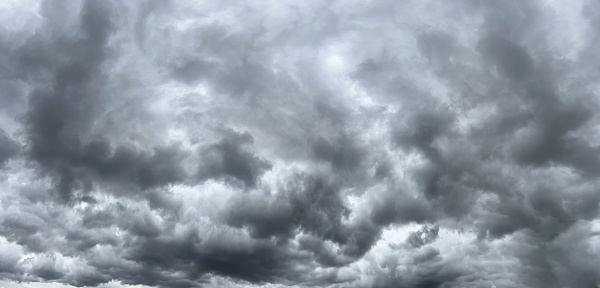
top-left (0, 0), bottom-right (600, 287)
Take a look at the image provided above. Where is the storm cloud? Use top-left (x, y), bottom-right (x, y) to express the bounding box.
top-left (1, 1), bottom-right (600, 288)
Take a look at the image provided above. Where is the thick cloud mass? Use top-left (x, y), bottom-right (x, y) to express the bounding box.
top-left (1, 1), bottom-right (600, 287)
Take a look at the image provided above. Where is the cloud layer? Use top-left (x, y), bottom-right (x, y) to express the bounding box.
top-left (1, 0), bottom-right (600, 287)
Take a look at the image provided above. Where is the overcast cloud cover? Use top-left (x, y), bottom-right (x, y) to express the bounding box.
top-left (1, 0), bottom-right (600, 287)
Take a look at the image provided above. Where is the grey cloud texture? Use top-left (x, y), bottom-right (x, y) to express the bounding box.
top-left (0, 0), bottom-right (600, 288)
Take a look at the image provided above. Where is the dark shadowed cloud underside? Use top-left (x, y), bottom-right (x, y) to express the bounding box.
top-left (1, 1), bottom-right (600, 287)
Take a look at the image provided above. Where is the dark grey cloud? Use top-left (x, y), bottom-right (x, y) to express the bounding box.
top-left (405, 226), bottom-right (440, 249)
top-left (311, 133), bottom-right (365, 175)
top-left (11, 0), bottom-right (192, 204)
top-left (224, 172), bottom-right (382, 266)
top-left (0, 129), bottom-right (18, 168)
top-left (0, 1), bottom-right (600, 288)
top-left (197, 129), bottom-right (271, 188)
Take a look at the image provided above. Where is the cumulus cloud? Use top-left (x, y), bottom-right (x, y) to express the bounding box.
top-left (0, 0), bottom-right (600, 287)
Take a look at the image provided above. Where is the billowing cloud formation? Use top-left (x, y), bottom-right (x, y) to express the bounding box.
top-left (1, 0), bottom-right (600, 287)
